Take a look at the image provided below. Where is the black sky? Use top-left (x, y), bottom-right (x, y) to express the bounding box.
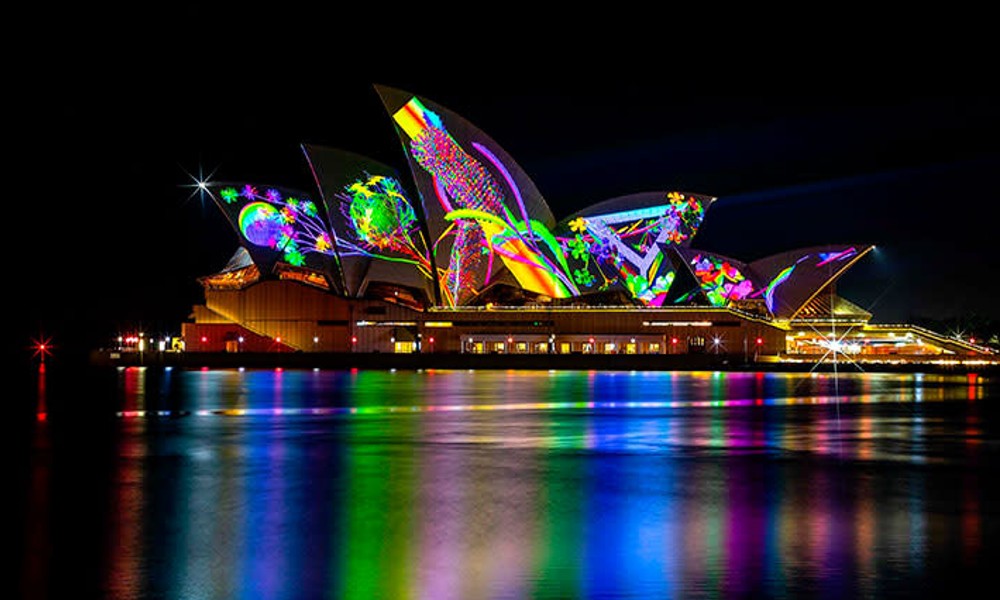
top-left (10, 33), bottom-right (1000, 360)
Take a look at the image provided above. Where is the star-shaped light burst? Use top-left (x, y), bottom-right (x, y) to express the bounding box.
top-left (181, 163), bottom-right (219, 206)
top-left (32, 335), bottom-right (53, 363)
top-left (801, 322), bottom-right (866, 374)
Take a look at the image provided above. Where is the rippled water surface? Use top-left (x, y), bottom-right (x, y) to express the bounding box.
top-left (17, 368), bottom-right (1000, 598)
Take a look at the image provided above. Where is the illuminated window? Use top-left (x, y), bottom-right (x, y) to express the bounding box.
top-left (582, 343), bottom-right (594, 354)
top-left (560, 342), bottom-right (571, 354)
top-left (648, 343), bottom-right (661, 353)
top-left (394, 341), bottom-right (415, 354)
top-left (276, 266), bottom-right (330, 290)
top-left (515, 342), bottom-right (528, 353)
top-left (473, 342), bottom-right (484, 354)
top-left (603, 343), bottom-right (616, 354)
top-left (493, 342), bottom-right (506, 353)
top-left (625, 343), bottom-right (637, 355)
top-left (534, 342), bottom-right (548, 354)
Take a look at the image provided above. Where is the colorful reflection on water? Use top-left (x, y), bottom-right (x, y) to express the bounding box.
top-left (20, 369), bottom-right (1000, 598)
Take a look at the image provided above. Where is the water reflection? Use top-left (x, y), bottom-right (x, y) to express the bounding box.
top-left (22, 368), bottom-right (999, 598)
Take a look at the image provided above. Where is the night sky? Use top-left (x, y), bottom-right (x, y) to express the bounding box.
top-left (11, 52), bottom-right (1000, 360)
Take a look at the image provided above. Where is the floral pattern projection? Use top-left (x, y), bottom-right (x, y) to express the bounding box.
top-left (392, 97), bottom-right (577, 306)
top-left (217, 184), bottom-right (337, 269)
top-left (334, 174), bottom-right (433, 279)
top-left (557, 193), bottom-right (707, 306)
top-left (686, 253), bottom-right (755, 307)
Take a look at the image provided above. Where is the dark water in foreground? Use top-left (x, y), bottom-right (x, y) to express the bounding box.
top-left (15, 368), bottom-right (1000, 599)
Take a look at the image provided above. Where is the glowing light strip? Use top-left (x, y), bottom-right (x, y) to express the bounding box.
top-left (765, 265), bottom-right (795, 312)
top-left (526, 219), bottom-right (572, 275)
top-left (471, 142), bottom-right (533, 240)
top-left (815, 246), bottom-right (857, 267)
top-left (642, 321), bottom-right (713, 326)
top-left (119, 410), bottom-right (186, 417)
top-left (580, 204), bottom-right (674, 223)
top-left (490, 242), bottom-right (571, 297)
top-left (114, 393), bottom-right (938, 420)
top-left (446, 208), bottom-right (570, 298)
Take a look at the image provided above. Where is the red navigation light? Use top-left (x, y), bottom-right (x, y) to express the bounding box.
top-left (32, 336), bottom-right (53, 360)
top-left (970, 337), bottom-right (976, 344)
top-left (351, 336), bottom-right (357, 344)
top-left (671, 337), bottom-right (678, 345)
top-left (756, 337), bottom-right (763, 345)
top-left (275, 337), bottom-right (282, 343)
top-left (200, 336), bottom-right (207, 343)
top-left (429, 337), bottom-right (435, 344)
top-left (507, 336), bottom-right (513, 343)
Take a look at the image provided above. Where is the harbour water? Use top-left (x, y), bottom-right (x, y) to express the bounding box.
top-left (16, 367), bottom-right (1000, 598)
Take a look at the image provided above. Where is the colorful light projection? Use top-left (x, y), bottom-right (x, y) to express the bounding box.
top-left (689, 253), bottom-right (754, 306)
top-left (763, 265), bottom-right (796, 313)
top-left (219, 184), bottom-right (335, 269)
top-left (334, 174), bottom-right (433, 279)
top-left (555, 193), bottom-right (707, 305)
top-left (816, 247), bottom-right (858, 267)
top-left (238, 202), bottom-right (283, 247)
top-left (392, 96), bottom-right (576, 305)
top-left (755, 246), bottom-right (860, 314)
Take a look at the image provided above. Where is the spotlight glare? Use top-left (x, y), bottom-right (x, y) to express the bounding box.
top-left (181, 163), bottom-right (219, 205)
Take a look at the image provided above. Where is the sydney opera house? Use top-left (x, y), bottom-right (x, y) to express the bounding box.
top-left (177, 86), bottom-right (989, 361)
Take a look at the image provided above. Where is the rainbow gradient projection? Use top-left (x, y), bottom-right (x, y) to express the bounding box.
top-left (392, 96), bottom-right (576, 305)
top-left (764, 265), bottom-right (796, 313)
